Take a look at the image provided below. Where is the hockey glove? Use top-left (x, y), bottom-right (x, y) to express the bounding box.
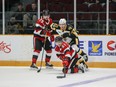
top-left (50, 23), bottom-right (59, 30)
top-left (46, 30), bottom-right (51, 36)
top-left (62, 60), bottom-right (69, 66)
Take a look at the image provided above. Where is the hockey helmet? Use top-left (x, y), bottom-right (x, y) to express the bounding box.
top-left (55, 36), bottom-right (63, 43)
top-left (59, 18), bottom-right (66, 24)
top-left (42, 9), bottom-right (50, 16)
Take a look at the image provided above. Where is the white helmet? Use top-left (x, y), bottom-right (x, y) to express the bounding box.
top-left (59, 18), bottom-right (66, 24)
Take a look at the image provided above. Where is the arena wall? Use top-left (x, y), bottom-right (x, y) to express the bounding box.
top-left (0, 35), bottom-right (116, 68)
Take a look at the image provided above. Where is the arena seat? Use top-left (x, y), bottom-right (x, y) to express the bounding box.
top-left (89, 3), bottom-right (103, 12)
top-left (52, 13), bottom-right (67, 20)
top-left (102, 3), bottom-right (116, 11)
top-left (77, 4), bottom-right (88, 12)
top-left (110, 13), bottom-right (116, 20)
top-left (25, 4), bottom-right (31, 12)
top-left (100, 13), bottom-right (106, 20)
top-left (49, 4), bottom-right (63, 12)
top-left (64, 4), bottom-right (73, 12)
top-left (81, 13), bottom-right (92, 20)
top-left (76, 0), bottom-right (85, 4)
top-left (88, 3), bottom-right (103, 20)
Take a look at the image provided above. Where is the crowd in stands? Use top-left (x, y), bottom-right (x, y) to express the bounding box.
top-left (0, 0), bottom-right (2, 34)
top-left (6, 2), bottom-right (37, 34)
top-left (0, 0), bottom-right (116, 34)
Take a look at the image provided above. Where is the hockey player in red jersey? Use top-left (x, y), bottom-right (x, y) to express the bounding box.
top-left (30, 9), bottom-right (54, 69)
top-left (55, 36), bottom-right (86, 73)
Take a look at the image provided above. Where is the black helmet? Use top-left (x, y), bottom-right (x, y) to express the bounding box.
top-left (42, 9), bottom-right (50, 16)
top-left (55, 36), bottom-right (63, 43)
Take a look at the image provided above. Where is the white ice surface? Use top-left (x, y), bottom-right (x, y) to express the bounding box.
top-left (0, 67), bottom-right (116, 87)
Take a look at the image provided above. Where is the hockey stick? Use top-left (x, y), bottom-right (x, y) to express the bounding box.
top-left (37, 37), bottom-right (47, 73)
top-left (57, 72), bottom-right (66, 79)
top-left (57, 66), bottom-right (66, 79)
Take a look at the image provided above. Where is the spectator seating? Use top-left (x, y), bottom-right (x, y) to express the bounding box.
top-left (77, 4), bottom-right (88, 12)
top-left (89, 3), bottom-right (103, 12)
top-left (64, 4), bottom-right (73, 12)
top-left (89, 3), bottom-right (103, 20)
top-left (76, 0), bottom-right (85, 4)
top-left (81, 13), bottom-right (92, 20)
top-left (69, 14), bottom-right (74, 20)
top-left (84, 0), bottom-right (96, 3)
top-left (51, 13), bottom-right (67, 20)
top-left (102, 3), bottom-right (116, 11)
top-left (26, 4), bottom-right (31, 12)
top-left (49, 3), bottom-right (63, 12)
top-left (110, 13), bottom-right (116, 20)
top-left (100, 13), bottom-right (106, 20)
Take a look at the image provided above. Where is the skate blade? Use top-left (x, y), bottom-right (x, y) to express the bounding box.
top-left (85, 68), bottom-right (89, 72)
top-left (30, 67), bottom-right (38, 70)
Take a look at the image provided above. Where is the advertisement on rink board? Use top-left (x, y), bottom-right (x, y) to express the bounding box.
top-left (104, 40), bottom-right (116, 56)
top-left (0, 41), bottom-right (11, 53)
top-left (0, 35), bottom-right (116, 62)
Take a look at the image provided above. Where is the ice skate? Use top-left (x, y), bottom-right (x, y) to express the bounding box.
top-left (78, 63), bottom-right (85, 73)
top-left (30, 63), bottom-right (38, 69)
top-left (45, 62), bottom-right (53, 69)
top-left (84, 64), bottom-right (89, 71)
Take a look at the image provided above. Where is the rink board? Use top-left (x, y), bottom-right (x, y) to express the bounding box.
top-left (0, 35), bottom-right (116, 68)
top-left (0, 61), bottom-right (116, 68)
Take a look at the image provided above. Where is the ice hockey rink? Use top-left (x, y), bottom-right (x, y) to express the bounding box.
top-left (0, 67), bottom-right (116, 87)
